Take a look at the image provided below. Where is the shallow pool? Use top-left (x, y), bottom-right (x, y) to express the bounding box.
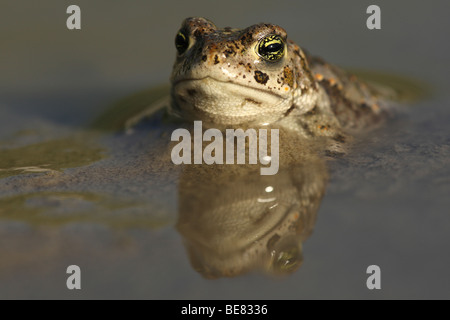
top-left (1, 0), bottom-right (449, 299)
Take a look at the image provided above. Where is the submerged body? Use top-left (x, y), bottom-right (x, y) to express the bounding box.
top-left (170, 17), bottom-right (395, 144)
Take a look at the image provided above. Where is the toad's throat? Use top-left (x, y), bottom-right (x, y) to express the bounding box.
top-left (171, 77), bottom-right (293, 125)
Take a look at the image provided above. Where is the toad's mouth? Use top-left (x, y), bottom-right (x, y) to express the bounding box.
top-left (172, 76), bottom-right (287, 99)
top-left (171, 77), bottom-right (292, 125)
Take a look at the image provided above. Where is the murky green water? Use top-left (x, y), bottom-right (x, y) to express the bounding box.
top-left (1, 0), bottom-right (450, 299)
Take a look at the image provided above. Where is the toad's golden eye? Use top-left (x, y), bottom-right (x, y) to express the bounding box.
top-left (175, 30), bottom-right (189, 55)
top-left (256, 35), bottom-right (285, 61)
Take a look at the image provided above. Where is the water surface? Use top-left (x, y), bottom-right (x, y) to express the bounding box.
top-left (1, 0), bottom-right (449, 299)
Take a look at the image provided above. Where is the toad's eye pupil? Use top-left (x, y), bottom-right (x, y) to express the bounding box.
top-left (175, 31), bottom-right (189, 54)
top-left (257, 35), bottom-right (285, 61)
top-left (265, 43), bottom-right (282, 52)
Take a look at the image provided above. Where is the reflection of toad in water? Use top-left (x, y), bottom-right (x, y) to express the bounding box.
top-left (176, 129), bottom-right (329, 278)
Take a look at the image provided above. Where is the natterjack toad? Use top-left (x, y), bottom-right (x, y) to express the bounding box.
top-left (170, 17), bottom-right (395, 141)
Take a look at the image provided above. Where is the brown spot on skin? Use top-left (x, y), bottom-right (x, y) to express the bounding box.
top-left (187, 89), bottom-right (197, 97)
top-left (243, 75), bottom-right (246, 79)
top-left (333, 134), bottom-right (346, 143)
top-left (240, 33), bottom-right (253, 47)
top-left (244, 98), bottom-right (262, 105)
top-left (315, 73), bottom-right (324, 81)
top-left (254, 70), bottom-right (269, 85)
top-left (193, 26), bottom-right (213, 39)
top-left (193, 29), bottom-right (202, 38)
top-left (201, 55), bottom-right (207, 62)
top-left (237, 62), bottom-right (253, 73)
top-left (214, 55), bottom-right (219, 64)
top-left (224, 49), bottom-right (234, 57)
top-left (283, 66), bottom-right (294, 87)
top-left (229, 41), bottom-right (239, 52)
top-left (208, 43), bottom-right (218, 51)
